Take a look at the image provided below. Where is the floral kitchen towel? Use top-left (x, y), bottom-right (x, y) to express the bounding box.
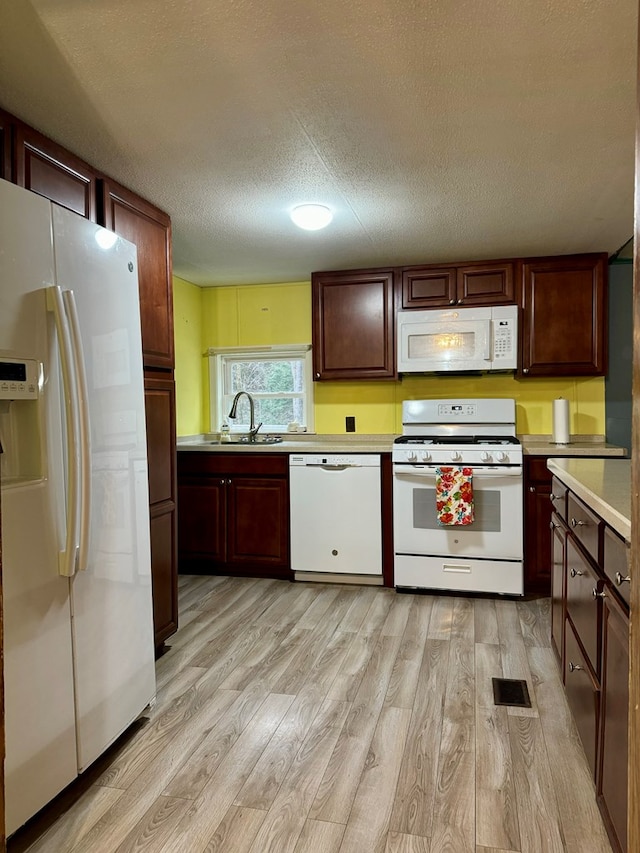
top-left (435, 466), bottom-right (475, 526)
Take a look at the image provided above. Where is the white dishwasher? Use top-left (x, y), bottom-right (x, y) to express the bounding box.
top-left (289, 454), bottom-right (382, 581)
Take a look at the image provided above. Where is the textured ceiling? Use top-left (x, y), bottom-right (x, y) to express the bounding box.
top-left (0, 0), bottom-right (636, 285)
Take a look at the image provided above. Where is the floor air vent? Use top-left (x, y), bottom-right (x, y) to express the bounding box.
top-left (492, 677), bottom-right (532, 708)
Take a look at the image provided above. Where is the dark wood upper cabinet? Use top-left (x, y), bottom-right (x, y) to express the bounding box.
top-left (0, 107), bottom-right (12, 181)
top-left (312, 269), bottom-right (395, 380)
top-left (402, 260), bottom-right (516, 309)
top-left (13, 123), bottom-right (97, 220)
top-left (521, 254), bottom-right (607, 376)
top-left (101, 179), bottom-right (174, 369)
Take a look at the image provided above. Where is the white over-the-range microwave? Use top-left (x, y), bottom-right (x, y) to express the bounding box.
top-left (396, 304), bottom-right (518, 373)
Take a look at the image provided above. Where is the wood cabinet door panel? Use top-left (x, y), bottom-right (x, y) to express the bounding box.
top-left (226, 477), bottom-right (289, 566)
top-left (150, 503), bottom-right (178, 647)
top-left (566, 539), bottom-right (600, 675)
top-left (401, 267), bottom-right (456, 308)
top-left (0, 107), bottom-right (11, 180)
top-left (101, 180), bottom-right (174, 369)
top-left (144, 376), bottom-right (176, 506)
top-left (177, 479), bottom-right (226, 562)
top-left (457, 261), bottom-right (515, 305)
top-left (599, 591), bottom-right (629, 853)
top-left (521, 254), bottom-right (607, 376)
top-left (564, 617), bottom-right (600, 778)
top-left (523, 456), bottom-right (552, 595)
top-left (14, 124), bottom-right (97, 220)
top-left (312, 270), bottom-right (395, 380)
top-left (551, 519), bottom-right (566, 666)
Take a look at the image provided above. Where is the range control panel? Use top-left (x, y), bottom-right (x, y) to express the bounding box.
top-left (0, 359), bottom-right (39, 399)
top-left (436, 403), bottom-right (477, 417)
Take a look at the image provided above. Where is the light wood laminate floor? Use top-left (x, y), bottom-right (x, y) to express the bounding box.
top-left (10, 576), bottom-right (613, 853)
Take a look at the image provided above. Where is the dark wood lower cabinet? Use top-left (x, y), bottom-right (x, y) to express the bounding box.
top-left (524, 456), bottom-right (553, 594)
top-left (551, 474), bottom-right (629, 853)
top-left (598, 592), bottom-right (629, 853)
top-left (144, 374), bottom-right (178, 648)
top-left (177, 452), bottom-right (291, 580)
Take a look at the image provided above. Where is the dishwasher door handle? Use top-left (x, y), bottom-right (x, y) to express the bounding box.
top-left (318, 464), bottom-right (352, 471)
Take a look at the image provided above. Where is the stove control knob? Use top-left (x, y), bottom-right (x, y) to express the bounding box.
top-left (407, 451), bottom-right (418, 462)
top-left (450, 451), bottom-right (462, 462)
top-left (480, 451), bottom-right (492, 462)
top-left (420, 451), bottom-right (432, 463)
top-left (497, 451), bottom-right (509, 463)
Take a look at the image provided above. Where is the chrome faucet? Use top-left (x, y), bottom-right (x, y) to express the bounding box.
top-left (228, 391), bottom-right (262, 439)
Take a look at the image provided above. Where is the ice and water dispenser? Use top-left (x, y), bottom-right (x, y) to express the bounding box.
top-left (0, 357), bottom-right (43, 483)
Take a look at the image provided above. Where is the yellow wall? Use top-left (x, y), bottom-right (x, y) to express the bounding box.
top-left (175, 279), bottom-right (606, 437)
top-left (173, 276), bottom-right (204, 436)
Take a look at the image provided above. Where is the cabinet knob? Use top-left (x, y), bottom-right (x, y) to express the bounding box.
top-left (570, 517), bottom-right (586, 528)
top-left (570, 568), bottom-right (584, 578)
top-left (457, 299), bottom-right (464, 305)
top-left (550, 493), bottom-right (560, 502)
top-left (529, 486), bottom-right (535, 493)
top-left (549, 520), bottom-right (557, 530)
top-left (227, 479), bottom-right (232, 485)
top-left (615, 571), bottom-right (631, 586)
top-left (449, 299), bottom-right (456, 305)
top-left (592, 587), bottom-right (606, 599)
top-left (523, 368), bottom-right (529, 374)
top-left (315, 372), bottom-right (320, 379)
top-left (568, 661), bottom-right (583, 673)
top-left (220, 479), bottom-right (225, 485)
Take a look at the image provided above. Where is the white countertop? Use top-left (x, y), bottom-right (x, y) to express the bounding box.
top-left (547, 457), bottom-right (631, 542)
top-left (520, 435), bottom-right (627, 457)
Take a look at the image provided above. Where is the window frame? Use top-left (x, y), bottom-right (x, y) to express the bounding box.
top-left (208, 345), bottom-right (314, 434)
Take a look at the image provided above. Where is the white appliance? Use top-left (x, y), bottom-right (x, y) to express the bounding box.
top-left (0, 178), bottom-right (156, 836)
top-left (289, 454), bottom-right (382, 580)
top-left (393, 399), bottom-right (523, 595)
top-left (397, 304), bottom-right (518, 373)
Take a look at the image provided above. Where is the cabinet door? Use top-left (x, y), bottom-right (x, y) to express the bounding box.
top-left (13, 123), bottom-right (97, 220)
top-left (564, 617), bottom-right (600, 778)
top-left (177, 477), bottom-right (226, 563)
top-left (101, 180), bottom-right (174, 369)
top-left (521, 254), bottom-right (607, 376)
top-left (551, 516), bottom-right (566, 667)
top-left (566, 539), bottom-right (600, 676)
top-left (144, 376), bottom-right (178, 647)
top-left (598, 591), bottom-right (629, 853)
top-left (312, 270), bottom-right (395, 380)
top-left (149, 504), bottom-right (178, 648)
top-left (226, 477), bottom-right (290, 574)
top-left (523, 457), bottom-right (552, 594)
top-left (401, 266), bottom-right (457, 308)
top-left (0, 107), bottom-right (12, 180)
top-left (456, 261), bottom-right (516, 306)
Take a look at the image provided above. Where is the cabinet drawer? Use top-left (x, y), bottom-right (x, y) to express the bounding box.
top-left (177, 451), bottom-right (288, 477)
top-left (550, 476), bottom-right (568, 520)
top-left (603, 526), bottom-right (631, 609)
top-left (566, 539), bottom-right (600, 675)
top-left (567, 492), bottom-right (602, 563)
top-left (564, 618), bottom-right (600, 778)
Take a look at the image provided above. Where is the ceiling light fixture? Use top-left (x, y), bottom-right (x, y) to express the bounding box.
top-left (290, 204), bottom-right (333, 231)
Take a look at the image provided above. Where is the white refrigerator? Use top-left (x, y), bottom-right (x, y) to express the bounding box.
top-left (0, 178), bottom-right (156, 835)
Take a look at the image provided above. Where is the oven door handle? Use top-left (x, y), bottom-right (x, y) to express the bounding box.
top-left (393, 465), bottom-right (523, 479)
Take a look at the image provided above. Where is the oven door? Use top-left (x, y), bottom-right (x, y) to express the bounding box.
top-left (393, 464), bottom-right (523, 560)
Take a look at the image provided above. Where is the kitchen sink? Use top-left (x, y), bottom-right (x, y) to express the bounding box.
top-left (211, 434), bottom-right (283, 445)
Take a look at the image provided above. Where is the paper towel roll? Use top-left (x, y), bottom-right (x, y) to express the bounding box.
top-left (552, 398), bottom-right (570, 444)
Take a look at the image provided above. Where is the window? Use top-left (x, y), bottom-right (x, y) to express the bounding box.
top-left (208, 345), bottom-right (314, 434)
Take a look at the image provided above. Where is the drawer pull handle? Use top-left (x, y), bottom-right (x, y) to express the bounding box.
top-left (592, 587), bottom-right (606, 599)
top-left (570, 568), bottom-right (584, 578)
top-left (549, 520), bottom-right (557, 530)
top-left (615, 572), bottom-right (631, 586)
top-left (568, 661), bottom-right (583, 673)
top-left (550, 493), bottom-right (561, 501)
top-left (570, 517), bottom-right (587, 528)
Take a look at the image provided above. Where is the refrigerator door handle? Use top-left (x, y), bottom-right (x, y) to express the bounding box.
top-left (62, 288), bottom-right (92, 573)
top-left (47, 285), bottom-right (81, 577)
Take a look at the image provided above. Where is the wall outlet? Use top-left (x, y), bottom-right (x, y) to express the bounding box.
top-left (345, 416), bottom-right (356, 432)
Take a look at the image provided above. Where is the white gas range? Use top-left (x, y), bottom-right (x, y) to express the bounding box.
top-left (393, 399), bottom-right (524, 595)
